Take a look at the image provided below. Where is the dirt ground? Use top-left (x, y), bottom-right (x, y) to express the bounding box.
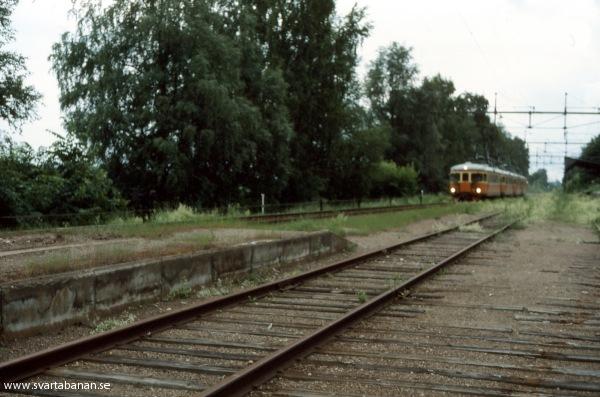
top-left (0, 212), bottom-right (479, 363)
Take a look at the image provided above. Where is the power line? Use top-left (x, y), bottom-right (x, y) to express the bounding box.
top-left (531, 114), bottom-right (564, 127)
top-left (526, 141), bottom-right (586, 145)
top-left (491, 92), bottom-right (600, 165)
top-left (493, 109), bottom-right (600, 116)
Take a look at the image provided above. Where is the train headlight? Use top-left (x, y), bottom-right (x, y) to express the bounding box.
top-left (450, 187), bottom-right (456, 194)
top-left (476, 187), bottom-right (482, 194)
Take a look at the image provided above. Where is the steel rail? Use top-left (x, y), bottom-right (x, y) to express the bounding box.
top-left (0, 211), bottom-right (497, 387)
top-left (200, 218), bottom-right (520, 397)
top-left (0, 203), bottom-right (449, 258)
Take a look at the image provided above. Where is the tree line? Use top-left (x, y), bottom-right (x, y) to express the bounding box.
top-left (1, 0), bottom-right (529, 225)
top-left (563, 135), bottom-right (600, 193)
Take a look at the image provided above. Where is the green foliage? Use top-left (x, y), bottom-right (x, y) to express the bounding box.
top-left (52, 0), bottom-right (293, 210)
top-left (0, 136), bottom-right (125, 227)
top-left (365, 43), bottom-right (529, 191)
top-left (564, 135), bottom-right (600, 193)
top-left (243, 1), bottom-right (371, 201)
top-left (269, 203), bottom-right (476, 235)
top-left (357, 290), bottom-right (368, 303)
top-left (93, 313), bottom-right (136, 334)
top-left (167, 281), bottom-right (193, 300)
top-left (51, 0), bottom-right (374, 210)
top-left (581, 135), bottom-right (600, 162)
top-left (370, 161), bottom-right (418, 198)
top-left (0, 2), bottom-right (537, 226)
top-left (474, 192), bottom-right (599, 227)
top-left (0, 0), bottom-right (40, 133)
top-left (528, 169), bottom-right (550, 192)
top-left (327, 124), bottom-right (391, 200)
top-left (458, 222), bottom-right (484, 233)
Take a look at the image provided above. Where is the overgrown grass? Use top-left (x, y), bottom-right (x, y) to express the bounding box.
top-left (458, 222), bottom-right (484, 233)
top-left (473, 192), bottom-right (600, 228)
top-left (7, 192), bottom-right (596, 241)
top-left (167, 278), bottom-right (193, 300)
top-left (270, 193), bottom-right (450, 214)
top-left (262, 202), bottom-right (480, 235)
top-left (0, 195), bottom-right (447, 240)
top-left (24, 231), bottom-right (215, 277)
top-left (0, 205), bottom-right (247, 240)
top-left (92, 312), bottom-right (136, 334)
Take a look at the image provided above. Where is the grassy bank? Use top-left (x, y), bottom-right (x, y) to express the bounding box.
top-left (271, 192), bottom-right (599, 237)
top-left (22, 231), bottom-right (216, 277)
top-left (474, 192), bottom-right (600, 227)
top-left (259, 202), bottom-right (481, 235)
top-left (0, 194), bottom-right (449, 240)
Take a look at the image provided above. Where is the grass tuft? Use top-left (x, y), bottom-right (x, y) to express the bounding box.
top-left (167, 280), bottom-right (193, 300)
top-left (458, 222), bottom-right (484, 233)
top-left (92, 313), bottom-right (136, 334)
top-left (357, 291), bottom-right (368, 303)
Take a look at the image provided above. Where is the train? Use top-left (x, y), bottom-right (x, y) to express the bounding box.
top-left (449, 162), bottom-right (527, 200)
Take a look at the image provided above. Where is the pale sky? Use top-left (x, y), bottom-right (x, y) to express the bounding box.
top-left (8, 0), bottom-right (600, 181)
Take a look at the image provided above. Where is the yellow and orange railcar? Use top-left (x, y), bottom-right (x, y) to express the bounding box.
top-left (449, 162), bottom-right (527, 200)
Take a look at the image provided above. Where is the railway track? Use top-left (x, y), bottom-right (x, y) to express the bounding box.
top-left (0, 212), bottom-right (513, 396)
top-left (238, 202), bottom-right (449, 223)
top-left (251, 226), bottom-right (600, 396)
top-left (0, 202), bottom-right (448, 259)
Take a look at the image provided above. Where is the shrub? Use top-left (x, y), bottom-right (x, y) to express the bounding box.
top-left (370, 161), bottom-right (418, 198)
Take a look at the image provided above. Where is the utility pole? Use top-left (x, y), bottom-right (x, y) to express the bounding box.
top-left (527, 106), bottom-right (535, 129)
top-left (493, 92), bottom-right (497, 125)
top-left (563, 92), bottom-right (568, 158)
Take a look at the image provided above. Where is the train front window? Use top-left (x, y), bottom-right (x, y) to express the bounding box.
top-left (450, 173), bottom-right (460, 182)
top-left (462, 173), bottom-right (469, 182)
top-left (471, 173), bottom-right (484, 183)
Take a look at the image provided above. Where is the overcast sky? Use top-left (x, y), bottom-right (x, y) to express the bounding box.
top-left (8, 0), bottom-right (600, 181)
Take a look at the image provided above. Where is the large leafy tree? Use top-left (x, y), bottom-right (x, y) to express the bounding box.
top-left (0, 0), bottom-right (40, 133)
top-left (243, 0), bottom-right (371, 201)
top-left (52, 0), bottom-right (293, 210)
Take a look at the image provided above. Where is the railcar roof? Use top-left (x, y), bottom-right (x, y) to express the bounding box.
top-left (449, 162), bottom-right (527, 181)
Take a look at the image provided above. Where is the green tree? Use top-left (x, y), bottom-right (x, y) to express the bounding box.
top-left (365, 43), bottom-right (529, 191)
top-left (244, 0), bottom-right (371, 201)
top-left (0, 135), bottom-right (124, 227)
top-left (365, 43), bottom-right (418, 124)
top-left (370, 161), bottom-right (418, 198)
top-left (52, 0), bottom-right (293, 210)
top-left (581, 135), bottom-right (600, 162)
top-left (564, 135), bottom-right (600, 192)
top-left (528, 169), bottom-right (549, 191)
top-left (0, 0), bottom-right (40, 133)
top-left (327, 123), bottom-right (391, 201)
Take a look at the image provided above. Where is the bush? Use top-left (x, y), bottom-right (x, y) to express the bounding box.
top-left (0, 136), bottom-right (125, 227)
top-left (370, 161), bottom-right (418, 198)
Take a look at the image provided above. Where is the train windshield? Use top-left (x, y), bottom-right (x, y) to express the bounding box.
top-left (471, 173), bottom-right (485, 182)
top-left (450, 173), bottom-right (460, 182)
